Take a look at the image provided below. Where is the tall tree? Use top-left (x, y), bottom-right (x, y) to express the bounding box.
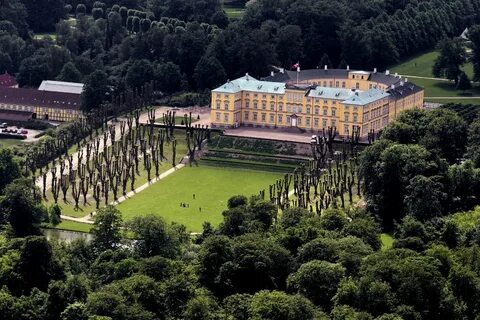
top-left (56, 62), bottom-right (83, 83)
top-left (0, 178), bottom-right (45, 237)
top-left (81, 70), bottom-right (109, 112)
top-left (433, 38), bottom-right (467, 84)
top-left (91, 205), bottom-right (123, 252)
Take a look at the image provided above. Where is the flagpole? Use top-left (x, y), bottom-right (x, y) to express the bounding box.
top-left (297, 66), bottom-right (300, 84)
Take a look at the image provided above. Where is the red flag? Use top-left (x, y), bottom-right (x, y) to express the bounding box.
top-left (291, 62), bottom-right (299, 70)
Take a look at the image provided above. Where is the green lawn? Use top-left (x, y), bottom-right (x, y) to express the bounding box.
top-left (0, 138), bottom-right (26, 149)
top-left (33, 33), bottom-right (57, 41)
top-left (391, 51), bottom-right (474, 79)
top-left (54, 220), bottom-right (92, 233)
top-left (224, 6), bottom-right (245, 19)
top-left (409, 78), bottom-right (480, 97)
top-left (380, 233), bottom-right (394, 251)
top-left (391, 50), bottom-right (480, 105)
top-left (116, 165), bottom-right (283, 232)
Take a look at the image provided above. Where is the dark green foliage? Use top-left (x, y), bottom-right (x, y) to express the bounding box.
top-left (0, 149), bottom-right (20, 194)
top-left (91, 206), bottom-right (123, 252)
top-left (456, 72), bottom-right (472, 92)
top-left (81, 70), bottom-right (109, 112)
top-left (433, 38), bottom-right (467, 84)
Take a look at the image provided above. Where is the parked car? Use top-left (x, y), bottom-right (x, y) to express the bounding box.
top-left (20, 129), bottom-right (28, 134)
top-left (0, 123), bottom-right (7, 128)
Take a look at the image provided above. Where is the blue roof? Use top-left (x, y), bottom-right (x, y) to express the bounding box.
top-left (343, 88), bottom-right (390, 105)
top-left (307, 87), bottom-right (356, 100)
top-left (212, 75), bottom-right (286, 94)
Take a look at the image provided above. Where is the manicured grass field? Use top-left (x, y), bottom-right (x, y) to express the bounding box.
top-left (391, 50), bottom-right (480, 105)
top-left (380, 233), bottom-right (394, 251)
top-left (116, 165), bottom-right (283, 232)
top-left (391, 51), bottom-right (475, 79)
top-left (224, 6), bottom-right (245, 19)
top-left (54, 220), bottom-right (92, 233)
top-left (33, 33), bottom-right (57, 41)
top-left (0, 138), bottom-right (26, 149)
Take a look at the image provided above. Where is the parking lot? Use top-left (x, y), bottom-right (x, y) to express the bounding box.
top-left (0, 123), bottom-right (44, 141)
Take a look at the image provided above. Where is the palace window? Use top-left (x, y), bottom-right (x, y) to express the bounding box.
top-left (216, 102), bottom-right (220, 109)
top-left (353, 113), bottom-right (358, 123)
top-left (279, 104), bottom-right (283, 112)
top-left (323, 108), bottom-right (328, 116)
top-left (216, 112), bottom-right (220, 121)
top-left (344, 112), bottom-right (349, 122)
top-left (331, 119), bottom-right (336, 127)
top-left (356, 83), bottom-right (360, 89)
top-left (315, 107), bottom-right (319, 115)
top-left (261, 113), bottom-right (266, 121)
top-left (270, 103), bottom-right (275, 111)
top-left (224, 103), bottom-right (229, 110)
top-left (306, 107), bottom-right (311, 114)
top-left (344, 125), bottom-right (349, 135)
top-left (262, 102), bottom-right (266, 110)
top-left (270, 114), bottom-right (274, 122)
top-left (323, 81), bottom-right (327, 87)
top-left (253, 112), bottom-right (258, 121)
top-left (314, 118), bottom-right (319, 127)
top-left (245, 101), bottom-right (250, 108)
top-left (335, 81), bottom-right (339, 88)
top-left (329, 81), bottom-right (333, 87)
top-left (224, 113), bottom-right (229, 122)
top-left (342, 82), bottom-right (346, 88)
top-left (306, 117), bottom-right (310, 126)
top-left (322, 118), bottom-right (327, 128)
top-left (298, 117), bottom-right (302, 125)
top-left (331, 108), bottom-right (336, 117)
top-left (278, 115), bottom-right (283, 123)
top-left (262, 95), bottom-right (267, 99)
top-left (244, 111), bottom-right (249, 120)
top-left (253, 102), bottom-right (258, 109)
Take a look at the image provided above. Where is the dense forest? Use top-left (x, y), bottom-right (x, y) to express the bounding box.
top-left (1, 0), bottom-right (480, 111)
top-left (2, 107), bottom-right (480, 319)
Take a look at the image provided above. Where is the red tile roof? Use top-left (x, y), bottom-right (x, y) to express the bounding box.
top-left (0, 86), bottom-right (81, 110)
top-left (0, 73), bottom-right (18, 87)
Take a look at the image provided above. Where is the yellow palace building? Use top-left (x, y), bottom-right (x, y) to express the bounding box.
top-left (210, 67), bottom-right (424, 138)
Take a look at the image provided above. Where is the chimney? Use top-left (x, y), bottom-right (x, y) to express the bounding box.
top-left (270, 71), bottom-right (274, 76)
top-left (400, 81), bottom-right (404, 86)
top-left (280, 68), bottom-right (285, 74)
top-left (405, 78), bottom-right (408, 83)
top-left (385, 70), bottom-right (390, 75)
top-left (391, 84), bottom-right (395, 90)
top-left (245, 73), bottom-right (249, 80)
top-left (374, 68), bottom-right (377, 73)
top-left (347, 65), bottom-right (350, 71)
top-left (324, 65), bottom-right (328, 70)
